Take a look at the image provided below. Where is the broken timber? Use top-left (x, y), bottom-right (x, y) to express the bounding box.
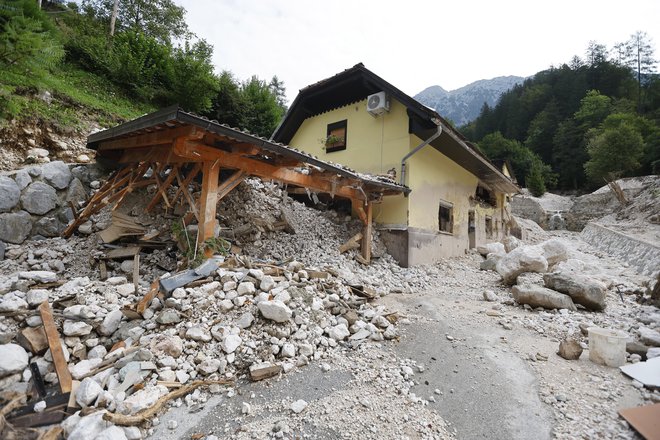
top-left (67, 107), bottom-right (409, 264)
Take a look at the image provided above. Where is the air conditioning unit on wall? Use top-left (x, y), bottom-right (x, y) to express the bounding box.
top-left (367, 91), bottom-right (390, 116)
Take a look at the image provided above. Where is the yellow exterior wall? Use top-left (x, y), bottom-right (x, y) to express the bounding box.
top-left (287, 96), bottom-right (510, 263)
top-left (288, 98), bottom-right (411, 225)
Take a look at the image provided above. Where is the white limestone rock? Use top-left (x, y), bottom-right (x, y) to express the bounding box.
top-left (67, 411), bottom-right (108, 440)
top-left (26, 289), bottom-right (49, 307)
top-left (328, 324), bottom-right (350, 341)
top-left (220, 334), bottom-right (242, 354)
top-left (0, 344), bottom-right (29, 377)
top-left (0, 292), bottom-right (28, 312)
top-left (63, 320), bottom-right (93, 336)
top-left (186, 325), bottom-right (212, 342)
top-left (99, 309), bottom-right (123, 336)
top-left (19, 271), bottom-right (57, 283)
top-left (257, 300), bottom-right (292, 323)
top-left (237, 281), bottom-right (256, 296)
top-left (290, 399), bottom-right (308, 414)
top-left (76, 377), bottom-right (103, 407)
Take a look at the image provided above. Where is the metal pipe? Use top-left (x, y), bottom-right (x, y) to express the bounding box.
top-left (400, 124), bottom-right (443, 185)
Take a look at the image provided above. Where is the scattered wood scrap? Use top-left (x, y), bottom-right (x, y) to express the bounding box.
top-left (339, 232), bottom-right (362, 254)
top-left (38, 302), bottom-right (72, 393)
top-left (103, 379), bottom-right (232, 426)
top-left (8, 393), bottom-right (71, 428)
top-left (16, 327), bottom-right (48, 355)
top-left (619, 403), bottom-right (660, 440)
top-left (98, 212), bottom-right (146, 244)
top-left (101, 246), bottom-right (141, 260)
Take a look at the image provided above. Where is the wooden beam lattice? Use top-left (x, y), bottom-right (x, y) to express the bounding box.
top-left (63, 164), bottom-right (147, 237)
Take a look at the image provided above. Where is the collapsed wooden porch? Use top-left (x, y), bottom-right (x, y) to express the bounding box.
top-left (64, 106), bottom-right (408, 263)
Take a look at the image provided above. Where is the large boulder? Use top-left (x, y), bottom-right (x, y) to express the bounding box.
top-left (21, 182), bottom-right (57, 215)
top-left (0, 343), bottom-right (29, 377)
top-left (0, 176), bottom-right (20, 212)
top-left (32, 216), bottom-right (61, 237)
top-left (41, 161), bottom-right (72, 190)
top-left (0, 210), bottom-right (33, 244)
top-left (480, 253), bottom-right (503, 271)
top-left (496, 246), bottom-right (548, 285)
top-left (66, 178), bottom-right (87, 205)
top-left (543, 272), bottom-right (607, 311)
top-left (511, 284), bottom-right (577, 311)
top-left (502, 236), bottom-right (521, 253)
top-left (477, 242), bottom-right (505, 257)
top-left (540, 238), bottom-right (569, 267)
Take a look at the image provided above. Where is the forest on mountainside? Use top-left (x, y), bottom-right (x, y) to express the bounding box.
top-left (0, 0), bottom-right (286, 137)
top-left (462, 37), bottom-right (660, 195)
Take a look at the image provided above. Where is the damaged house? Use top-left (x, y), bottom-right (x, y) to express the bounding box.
top-left (272, 64), bottom-right (520, 266)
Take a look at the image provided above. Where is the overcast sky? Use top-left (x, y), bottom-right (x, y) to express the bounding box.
top-left (177, 0), bottom-right (660, 103)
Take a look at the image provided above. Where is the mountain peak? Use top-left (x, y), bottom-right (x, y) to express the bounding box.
top-left (414, 76), bottom-right (524, 126)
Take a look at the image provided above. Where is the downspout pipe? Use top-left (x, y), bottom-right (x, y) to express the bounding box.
top-left (400, 124), bottom-right (443, 186)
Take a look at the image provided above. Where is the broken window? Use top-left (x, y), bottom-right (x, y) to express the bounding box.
top-left (325, 120), bottom-right (347, 152)
top-left (475, 184), bottom-right (497, 207)
top-left (438, 201), bottom-right (453, 233)
top-left (485, 216), bottom-right (493, 238)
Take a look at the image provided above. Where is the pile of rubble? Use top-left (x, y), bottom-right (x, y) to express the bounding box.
top-left (0, 174), bottom-right (448, 439)
top-left (477, 235), bottom-right (660, 365)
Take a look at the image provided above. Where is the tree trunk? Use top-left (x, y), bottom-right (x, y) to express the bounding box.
top-left (110, 0), bottom-right (119, 36)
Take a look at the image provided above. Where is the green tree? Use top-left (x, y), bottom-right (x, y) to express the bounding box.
top-left (526, 162), bottom-right (546, 196)
top-left (584, 116), bottom-right (645, 182)
top-left (0, 0), bottom-right (63, 71)
top-left (240, 76), bottom-right (286, 137)
top-left (82, 0), bottom-right (188, 43)
top-left (573, 90), bottom-right (612, 127)
top-left (617, 31), bottom-right (658, 111)
top-left (164, 39), bottom-right (218, 112)
top-left (552, 119), bottom-right (588, 189)
top-left (478, 132), bottom-right (556, 189)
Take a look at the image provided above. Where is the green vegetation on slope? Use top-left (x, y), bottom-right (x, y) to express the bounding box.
top-left (464, 36), bottom-right (660, 193)
top-left (0, 0), bottom-right (287, 137)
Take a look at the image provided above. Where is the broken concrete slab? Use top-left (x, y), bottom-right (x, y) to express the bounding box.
top-left (620, 357), bottom-right (660, 388)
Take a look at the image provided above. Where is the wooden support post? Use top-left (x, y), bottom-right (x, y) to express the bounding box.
top-left (198, 160), bottom-right (221, 254)
top-left (360, 200), bottom-right (373, 264)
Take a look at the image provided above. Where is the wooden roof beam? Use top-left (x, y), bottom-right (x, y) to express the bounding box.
top-left (98, 125), bottom-right (203, 151)
top-left (176, 140), bottom-right (367, 201)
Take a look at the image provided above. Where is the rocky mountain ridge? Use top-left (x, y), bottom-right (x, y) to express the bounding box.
top-left (415, 75), bottom-right (524, 126)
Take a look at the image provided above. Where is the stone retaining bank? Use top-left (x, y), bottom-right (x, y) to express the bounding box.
top-left (581, 222), bottom-right (660, 276)
top-left (0, 162), bottom-right (104, 247)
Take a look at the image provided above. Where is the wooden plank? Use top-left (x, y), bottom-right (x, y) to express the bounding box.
top-left (99, 260), bottom-right (107, 280)
top-left (361, 200), bottom-right (373, 264)
top-left (102, 246), bottom-right (141, 260)
top-left (619, 403), bottom-right (660, 440)
top-left (146, 166), bottom-right (180, 212)
top-left (137, 281), bottom-right (160, 314)
top-left (198, 160), bottom-right (221, 251)
top-left (38, 302), bottom-right (72, 393)
top-left (16, 327), bottom-right (48, 354)
top-left (133, 254), bottom-right (140, 293)
top-left (217, 170), bottom-right (245, 200)
top-left (339, 232), bottom-right (362, 253)
top-left (170, 162), bottom-right (202, 206)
